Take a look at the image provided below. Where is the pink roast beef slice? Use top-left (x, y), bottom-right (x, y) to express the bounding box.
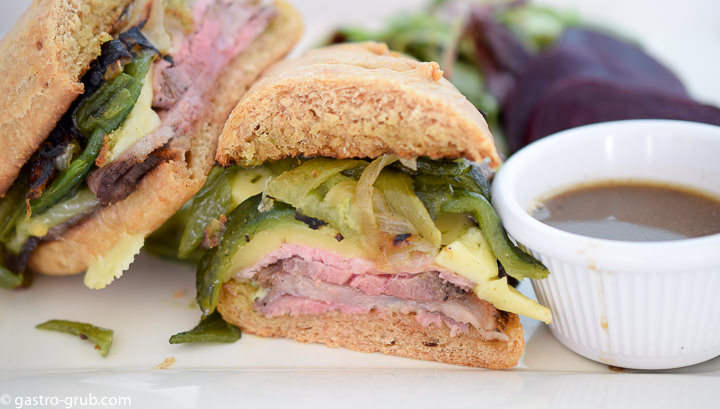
top-left (254, 268), bottom-right (501, 336)
top-left (236, 244), bottom-right (477, 290)
top-left (88, 2), bottom-right (275, 204)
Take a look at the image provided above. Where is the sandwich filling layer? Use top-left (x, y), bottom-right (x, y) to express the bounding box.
top-left (0, 0), bottom-right (277, 288)
top-left (187, 156), bottom-right (552, 338)
top-left (88, 1), bottom-right (276, 204)
top-left (238, 246), bottom-right (506, 340)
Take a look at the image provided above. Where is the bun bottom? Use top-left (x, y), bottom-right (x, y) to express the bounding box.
top-left (217, 279), bottom-right (525, 369)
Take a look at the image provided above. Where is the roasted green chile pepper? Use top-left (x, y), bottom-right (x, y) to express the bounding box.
top-left (0, 183), bottom-right (33, 288)
top-left (0, 181), bottom-right (26, 243)
top-left (179, 160), bottom-right (304, 259)
top-left (411, 157), bottom-right (491, 199)
top-left (8, 189), bottom-right (99, 254)
top-left (179, 167), bottom-right (236, 259)
top-left (398, 157), bottom-right (490, 219)
top-left (191, 157), bottom-right (547, 318)
top-left (0, 264), bottom-right (28, 289)
top-left (30, 50), bottom-right (156, 216)
top-left (196, 195), bottom-right (296, 317)
top-left (146, 201), bottom-right (203, 264)
top-left (412, 181), bottom-right (453, 220)
top-left (36, 319), bottom-right (114, 357)
top-left (73, 51), bottom-right (156, 138)
top-left (408, 162), bottom-right (545, 280)
top-left (442, 189), bottom-right (549, 280)
top-left (169, 311), bottom-right (241, 344)
top-left (29, 128), bottom-right (105, 216)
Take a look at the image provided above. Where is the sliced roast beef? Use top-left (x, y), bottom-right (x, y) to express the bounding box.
top-left (88, 2), bottom-right (276, 205)
top-left (346, 272), bottom-right (454, 302)
top-left (152, 1), bottom-right (275, 109)
top-left (416, 311), bottom-right (470, 337)
top-left (89, 147), bottom-right (175, 204)
top-left (253, 264), bottom-right (504, 341)
top-left (280, 257), bottom-right (356, 286)
top-left (237, 244), bottom-right (477, 290)
top-left (233, 244), bottom-right (503, 340)
top-left (254, 295), bottom-right (368, 316)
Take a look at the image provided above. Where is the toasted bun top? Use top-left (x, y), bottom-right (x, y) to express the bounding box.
top-left (216, 42), bottom-right (501, 168)
top-left (0, 0), bottom-right (133, 196)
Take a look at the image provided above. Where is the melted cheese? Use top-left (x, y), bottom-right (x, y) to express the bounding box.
top-left (7, 189), bottom-right (99, 253)
top-left (229, 223), bottom-right (367, 274)
top-left (84, 233), bottom-right (145, 289)
top-left (141, 0), bottom-right (173, 53)
top-left (435, 227), bottom-right (553, 323)
top-left (230, 167), bottom-right (273, 207)
top-left (107, 69), bottom-right (161, 161)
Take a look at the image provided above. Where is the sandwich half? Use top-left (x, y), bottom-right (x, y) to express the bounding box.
top-left (182, 42), bottom-right (552, 369)
top-left (0, 0), bottom-right (302, 288)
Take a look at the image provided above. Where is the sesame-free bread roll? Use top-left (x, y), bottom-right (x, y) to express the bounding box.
top-left (216, 42), bottom-right (501, 168)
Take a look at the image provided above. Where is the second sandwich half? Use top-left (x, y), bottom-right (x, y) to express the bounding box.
top-left (0, 0), bottom-right (302, 289)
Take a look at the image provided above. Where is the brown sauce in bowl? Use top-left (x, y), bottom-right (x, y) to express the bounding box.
top-left (532, 181), bottom-right (720, 241)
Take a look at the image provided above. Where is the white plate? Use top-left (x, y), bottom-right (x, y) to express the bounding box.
top-left (1, 1), bottom-right (720, 408)
top-left (3, 254), bottom-right (720, 408)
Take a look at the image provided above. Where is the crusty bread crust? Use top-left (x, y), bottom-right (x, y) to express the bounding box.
top-left (216, 42), bottom-right (501, 168)
top-left (218, 279), bottom-right (525, 369)
top-left (0, 0), bottom-right (133, 196)
top-left (29, 0), bottom-right (303, 274)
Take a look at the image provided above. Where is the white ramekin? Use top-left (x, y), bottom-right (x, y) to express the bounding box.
top-left (491, 120), bottom-right (720, 370)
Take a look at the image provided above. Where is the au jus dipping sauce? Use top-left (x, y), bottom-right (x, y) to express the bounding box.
top-left (531, 181), bottom-right (720, 241)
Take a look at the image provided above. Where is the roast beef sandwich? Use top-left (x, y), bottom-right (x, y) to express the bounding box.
top-left (181, 42), bottom-right (552, 369)
top-left (0, 0), bottom-right (302, 289)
